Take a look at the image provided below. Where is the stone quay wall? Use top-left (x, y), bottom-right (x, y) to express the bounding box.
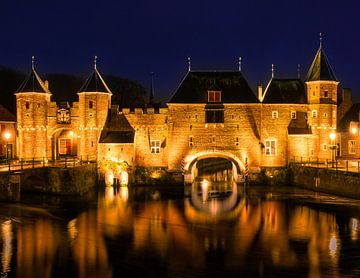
top-left (288, 164), bottom-right (360, 199)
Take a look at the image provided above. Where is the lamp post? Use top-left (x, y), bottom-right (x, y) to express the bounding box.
top-left (4, 132), bottom-right (11, 170)
top-left (329, 132), bottom-right (336, 168)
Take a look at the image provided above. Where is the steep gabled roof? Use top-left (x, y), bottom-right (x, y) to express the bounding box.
top-left (78, 68), bottom-right (112, 94)
top-left (338, 103), bottom-right (360, 131)
top-left (0, 105), bottom-right (16, 122)
top-left (306, 46), bottom-right (338, 82)
top-left (262, 78), bottom-right (306, 104)
top-left (16, 67), bottom-right (51, 94)
top-left (99, 111), bottom-right (135, 143)
top-left (288, 112), bottom-right (312, 135)
top-left (168, 71), bottom-right (259, 103)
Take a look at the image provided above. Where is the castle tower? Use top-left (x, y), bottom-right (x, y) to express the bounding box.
top-left (15, 57), bottom-right (51, 159)
top-left (305, 38), bottom-right (339, 159)
top-left (78, 57), bottom-right (112, 160)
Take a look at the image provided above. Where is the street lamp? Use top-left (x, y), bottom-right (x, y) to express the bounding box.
top-left (329, 132), bottom-right (336, 168)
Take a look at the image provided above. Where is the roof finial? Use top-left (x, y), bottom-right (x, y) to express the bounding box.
top-left (239, 57), bottom-right (242, 72)
top-left (271, 63), bottom-right (274, 78)
top-left (150, 72), bottom-right (154, 105)
top-left (31, 55), bottom-right (35, 70)
top-left (319, 32), bottom-right (322, 48)
top-left (297, 64), bottom-right (301, 79)
top-left (94, 55), bottom-right (98, 70)
top-left (188, 57), bottom-right (191, 71)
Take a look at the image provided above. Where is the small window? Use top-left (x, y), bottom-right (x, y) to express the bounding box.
top-left (212, 136), bottom-right (216, 143)
top-left (313, 92), bottom-right (315, 96)
top-left (150, 140), bottom-right (160, 153)
top-left (324, 112), bottom-right (327, 118)
top-left (25, 102), bottom-right (30, 109)
top-left (189, 136), bottom-right (194, 147)
top-left (89, 101), bottom-right (93, 109)
top-left (322, 144), bottom-right (327, 150)
top-left (312, 110), bottom-right (318, 118)
top-left (265, 140), bottom-right (276, 156)
top-left (349, 140), bottom-right (356, 154)
top-left (272, 111), bottom-right (278, 119)
top-left (291, 111), bottom-right (296, 119)
top-left (208, 91), bottom-right (221, 102)
top-left (38, 103), bottom-right (41, 108)
top-left (190, 125), bottom-right (192, 131)
top-left (235, 137), bottom-right (239, 146)
top-left (91, 141), bottom-right (94, 147)
top-left (324, 91), bottom-right (329, 98)
top-left (310, 149), bottom-right (314, 156)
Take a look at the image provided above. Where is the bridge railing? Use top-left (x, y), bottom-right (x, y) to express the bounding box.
top-left (289, 156), bottom-right (360, 174)
top-left (0, 156), bottom-right (97, 172)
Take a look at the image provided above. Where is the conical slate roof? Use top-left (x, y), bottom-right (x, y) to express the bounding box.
top-left (169, 71), bottom-right (258, 103)
top-left (99, 111), bottom-right (134, 143)
top-left (306, 46), bottom-right (338, 82)
top-left (78, 68), bottom-right (112, 94)
top-left (17, 67), bottom-right (51, 94)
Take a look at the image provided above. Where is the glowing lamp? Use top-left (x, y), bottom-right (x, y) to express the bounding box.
top-left (351, 127), bottom-right (358, 135)
top-left (120, 171), bottom-right (128, 186)
top-left (329, 132), bottom-right (336, 141)
top-left (4, 132), bottom-right (10, 140)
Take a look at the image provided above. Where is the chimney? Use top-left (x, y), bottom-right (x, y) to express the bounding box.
top-left (258, 85), bottom-right (263, 101)
top-left (44, 80), bottom-right (49, 89)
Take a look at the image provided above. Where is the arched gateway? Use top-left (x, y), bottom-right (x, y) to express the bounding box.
top-left (183, 151), bottom-right (245, 183)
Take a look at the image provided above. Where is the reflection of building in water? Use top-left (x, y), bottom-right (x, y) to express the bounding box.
top-left (1, 220), bottom-right (13, 276)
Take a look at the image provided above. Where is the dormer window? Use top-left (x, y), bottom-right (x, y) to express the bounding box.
top-left (208, 91), bottom-right (221, 102)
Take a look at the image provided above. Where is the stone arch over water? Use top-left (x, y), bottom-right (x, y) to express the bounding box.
top-left (183, 151), bottom-right (245, 183)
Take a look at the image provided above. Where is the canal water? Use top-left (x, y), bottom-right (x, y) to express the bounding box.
top-left (0, 184), bottom-right (360, 278)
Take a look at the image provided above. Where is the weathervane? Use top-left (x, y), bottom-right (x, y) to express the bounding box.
top-left (319, 32), bottom-right (322, 47)
top-left (188, 57), bottom-right (191, 71)
top-left (271, 64), bottom-right (275, 78)
top-left (239, 57), bottom-right (242, 72)
top-left (32, 55), bottom-right (35, 70)
top-left (94, 55), bottom-right (98, 70)
top-left (297, 64), bottom-right (301, 79)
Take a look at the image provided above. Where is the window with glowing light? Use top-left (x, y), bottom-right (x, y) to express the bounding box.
top-left (312, 110), bottom-right (318, 118)
top-left (290, 111), bottom-right (296, 119)
top-left (272, 111), bottom-right (278, 119)
top-left (349, 140), bottom-right (356, 154)
top-left (265, 140), bottom-right (276, 156)
top-left (150, 140), bottom-right (160, 153)
top-left (208, 91), bottom-right (221, 102)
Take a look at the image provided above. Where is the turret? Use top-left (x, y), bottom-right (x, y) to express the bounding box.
top-left (15, 56), bottom-right (51, 159)
top-left (305, 35), bottom-right (339, 158)
top-left (78, 56), bottom-right (112, 160)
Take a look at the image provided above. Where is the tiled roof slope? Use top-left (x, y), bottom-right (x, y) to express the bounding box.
top-left (169, 71), bottom-right (259, 103)
top-left (99, 111), bottom-right (135, 143)
top-left (262, 79), bottom-right (306, 104)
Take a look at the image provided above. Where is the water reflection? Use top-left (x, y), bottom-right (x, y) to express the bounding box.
top-left (0, 184), bottom-right (359, 277)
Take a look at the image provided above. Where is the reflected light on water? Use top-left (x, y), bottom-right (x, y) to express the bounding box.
top-left (201, 179), bottom-right (208, 203)
top-left (329, 233), bottom-right (339, 258)
top-left (67, 219), bottom-right (78, 245)
top-left (1, 220), bottom-right (12, 275)
top-left (120, 186), bottom-right (129, 202)
top-left (350, 218), bottom-right (358, 241)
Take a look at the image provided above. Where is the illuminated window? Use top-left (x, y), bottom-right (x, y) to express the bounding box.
top-left (349, 140), bottom-right (356, 154)
top-left (189, 136), bottom-right (194, 147)
top-left (265, 140), bottom-right (276, 156)
top-left (272, 111), bottom-right (278, 119)
top-left (312, 110), bottom-right (318, 118)
top-left (291, 111), bottom-right (296, 119)
top-left (89, 101), bottom-right (93, 109)
top-left (150, 140), bottom-right (160, 153)
top-left (208, 91), bottom-right (221, 102)
top-left (25, 102), bottom-right (30, 109)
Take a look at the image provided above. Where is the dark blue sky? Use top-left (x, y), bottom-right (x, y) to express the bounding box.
top-left (1, 0), bottom-right (359, 101)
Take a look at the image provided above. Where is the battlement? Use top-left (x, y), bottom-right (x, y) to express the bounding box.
top-left (111, 105), bottom-right (168, 115)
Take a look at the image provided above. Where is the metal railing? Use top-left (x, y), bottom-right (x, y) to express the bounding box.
top-left (0, 155), bottom-right (96, 172)
top-left (289, 156), bottom-right (360, 174)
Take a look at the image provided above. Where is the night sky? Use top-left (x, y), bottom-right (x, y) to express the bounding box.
top-left (1, 0), bottom-right (360, 101)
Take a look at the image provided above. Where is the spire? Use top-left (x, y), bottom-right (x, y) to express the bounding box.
top-left (319, 32), bottom-right (322, 48)
top-left (188, 57), bottom-right (191, 71)
top-left (271, 64), bottom-right (274, 78)
top-left (306, 35), bottom-right (338, 82)
top-left (94, 55), bottom-right (97, 70)
top-left (239, 57), bottom-right (242, 72)
top-left (16, 56), bottom-right (51, 94)
top-left (149, 72), bottom-right (154, 105)
top-left (78, 57), bottom-right (112, 94)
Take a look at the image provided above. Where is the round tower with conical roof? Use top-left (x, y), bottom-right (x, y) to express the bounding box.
top-left (15, 57), bottom-right (52, 159)
top-left (305, 38), bottom-right (339, 160)
top-left (78, 57), bottom-right (112, 160)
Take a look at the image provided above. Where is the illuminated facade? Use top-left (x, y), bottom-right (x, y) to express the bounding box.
top-left (15, 43), bottom-right (353, 179)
